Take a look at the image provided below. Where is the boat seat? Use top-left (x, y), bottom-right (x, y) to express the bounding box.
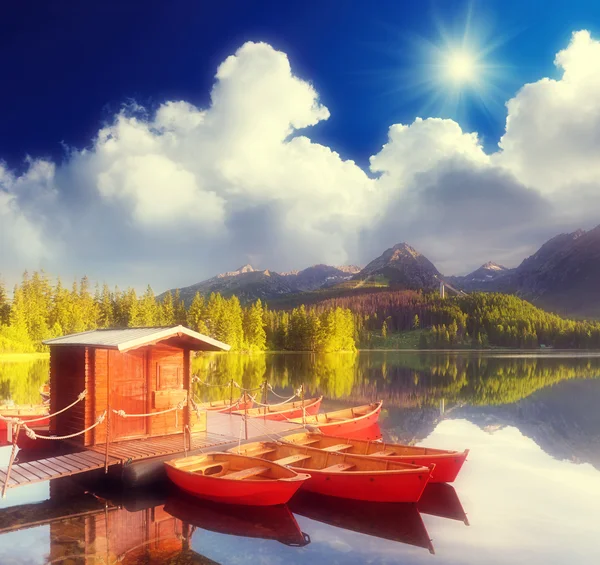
top-left (246, 447), bottom-right (277, 457)
top-left (226, 466), bottom-right (270, 480)
top-left (370, 450), bottom-right (396, 457)
top-left (321, 463), bottom-right (355, 472)
top-left (321, 444), bottom-right (353, 452)
top-left (274, 454), bottom-right (312, 466)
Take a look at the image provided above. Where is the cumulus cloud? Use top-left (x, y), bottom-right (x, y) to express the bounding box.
top-left (2, 32), bottom-right (600, 290)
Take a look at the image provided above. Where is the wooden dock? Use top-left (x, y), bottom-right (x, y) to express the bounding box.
top-left (0, 412), bottom-right (302, 493)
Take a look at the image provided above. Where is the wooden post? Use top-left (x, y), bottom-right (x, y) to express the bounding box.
top-left (301, 383), bottom-right (306, 426)
top-left (262, 378), bottom-right (268, 418)
top-left (2, 422), bottom-right (21, 498)
top-left (244, 397), bottom-right (248, 440)
top-left (229, 379), bottom-right (233, 411)
top-left (104, 356), bottom-right (111, 474)
top-left (104, 410), bottom-right (111, 474)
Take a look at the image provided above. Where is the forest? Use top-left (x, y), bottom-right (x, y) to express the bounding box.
top-left (0, 271), bottom-right (355, 353)
top-left (2, 270), bottom-right (600, 354)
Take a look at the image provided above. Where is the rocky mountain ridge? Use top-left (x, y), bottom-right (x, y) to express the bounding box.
top-left (163, 225), bottom-right (600, 317)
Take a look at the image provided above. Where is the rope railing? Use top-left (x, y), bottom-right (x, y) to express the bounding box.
top-left (22, 411), bottom-right (107, 441)
top-left (111, 399), bottom-right (186, 419)
top-left (246, 390), bottom-right (299, 408)
top-left (0, 389), bottom-right (87, 426)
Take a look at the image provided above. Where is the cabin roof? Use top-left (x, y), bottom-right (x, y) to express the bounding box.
top-left (42, 325), bottom-right (231, 352)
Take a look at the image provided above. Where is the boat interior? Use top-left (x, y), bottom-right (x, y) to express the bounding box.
top-left (282, 432), bottom-right (460, 457)
top-left (230, 441), bottom-right (428, 473)
top-left (297, 402), bottom-right (380, 424)
top-left (166, 453), bottom-right (299, 481)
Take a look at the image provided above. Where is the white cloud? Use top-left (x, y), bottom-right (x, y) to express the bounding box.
top-left (2, 32), bottom-right (600, 289)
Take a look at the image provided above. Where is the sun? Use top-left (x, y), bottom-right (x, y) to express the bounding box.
top-left (446, 50), bottom-right (477, 82)
top-left (381, 3), bottom-right (514, 121)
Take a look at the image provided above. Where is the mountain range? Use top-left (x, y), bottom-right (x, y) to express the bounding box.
top-left (163, 225), bottom-right (600, 319)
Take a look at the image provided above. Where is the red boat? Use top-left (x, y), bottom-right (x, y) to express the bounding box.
top-left (418, 483), bottom-right (470, 525)
top-left (195, 392), bottom-right (254, 413)
top-left (0, 404), bottom-right (49, 445)
top-left (164, 452), bottom-right (310, 506)
top-left (290, 491), bottom-right (435, 554)
top-left (281, 431), bottom-right (468, 483)
top-left (232, 396), bottom-right (323, 421)
top-left (230, 441), bottom-right (434, 503)
top-left (164, 491), bottom-right (310, 546)
top-left (288, 402), bottom-right (383, 437)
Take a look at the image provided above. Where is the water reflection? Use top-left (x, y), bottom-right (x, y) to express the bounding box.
top-left (3, 352), bottom-right (600, 409)
top-left (0, 476), bottom-right (469, 563)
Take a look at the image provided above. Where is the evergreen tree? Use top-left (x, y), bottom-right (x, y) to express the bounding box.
top-left (243, 299), bottom-right (267, 351)
top-left (174, 289), bottom-right (187, 325)
top-left (160, 291), bottom-right (175, 326)
top-left (188, 292), bottom-right (209, 334)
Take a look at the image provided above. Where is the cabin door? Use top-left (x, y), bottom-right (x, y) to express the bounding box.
top-left (110, 349), bottom-right (148, 440)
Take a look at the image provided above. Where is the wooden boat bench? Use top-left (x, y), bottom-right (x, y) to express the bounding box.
top-left (321, 463), bottom-right (356, 472)
top-left (370, 450), bottom-right (396, 457)
top-left (190, 462), bottom-right (231, 476)
top-left (245, 447), bottom-right (277, 457)
top-left (321, 444), bottom-right (353, 452)
top-left (226, 466), bottom-right (270, 480)
top-left (274, 454), bottom-right (312, 466)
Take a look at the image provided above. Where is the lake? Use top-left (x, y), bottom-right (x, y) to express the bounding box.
top-left (1, 351), bottom-right (600, 564)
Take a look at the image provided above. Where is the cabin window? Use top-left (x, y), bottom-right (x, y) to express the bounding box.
top-left (157, 365), bottom-right (182, 390)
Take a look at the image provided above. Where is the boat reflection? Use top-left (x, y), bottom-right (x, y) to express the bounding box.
top-left (417, 483), bottom-right (470, 525)
top-left (164, 488), bottom-right (310, 546)
top-left (289, 490), bottom-right (436, 554)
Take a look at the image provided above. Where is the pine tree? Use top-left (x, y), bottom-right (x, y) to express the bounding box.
top-left (412, 314), bottom-right (420, 329)
top-left (139, 285), bottom-right (159, 326)
top-left (97, 283), bottom-right (114, 327)
top-left (174, 289), bottom-right (187, 326)
top-left (243, 299), bottom-right (266, 351)
top-left (0, 279), bottom-right (10, 325)
top-left (160, 291), bottom-right (175, 326)
top-left (188, 292), bottom-right (209, 334)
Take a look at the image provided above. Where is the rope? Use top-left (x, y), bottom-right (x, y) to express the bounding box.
top-left (191, 393), bottom-right (246, 413)
top-left (0, 389), bottom-right (87, 425)
top-left (22, 410), bottom-right (106, 441)
top-left (267, 384), bottom-right (300, 400)
top-left (246, 391), bottom-right (298, 408)
top-left (112, 400), bottom-right (186, 418)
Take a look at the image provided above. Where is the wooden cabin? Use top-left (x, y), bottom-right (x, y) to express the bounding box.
top-left (42, 326), bottom-right (230, 447)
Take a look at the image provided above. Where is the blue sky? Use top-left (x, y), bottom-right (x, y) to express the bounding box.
top-left (2, 0), bottom-right (600, 290)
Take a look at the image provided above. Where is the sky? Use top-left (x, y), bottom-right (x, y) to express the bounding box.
top-left (2, 0), bottom-right (600, 292)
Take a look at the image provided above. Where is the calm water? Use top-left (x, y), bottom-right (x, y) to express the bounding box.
top-left (1, 351), bottom-right (600, 564)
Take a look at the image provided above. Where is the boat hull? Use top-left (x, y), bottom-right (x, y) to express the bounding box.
top-left (166, 466), bottom-right (305, 506)
top-left (384, 450), bottom-right (469, 483)
top-left (0, 408), bottom-right (50, 445)
top-left (290, 402), bottom-right (382, 437)
top-left (234, 397), bottom-right (323, 421)
top-left (165, 453), bottom-right (310, 506)
top-left (291, 465), bottom-right (431, 503)
top-left (282, 431), bottom-right (468, 483)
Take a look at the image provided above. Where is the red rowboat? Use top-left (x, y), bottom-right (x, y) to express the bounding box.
top-left (282, 431), bottom-right (468, 483)
top-left (288, 402), bottom-right (383, 437)
top-left (39, 383), bottom-right (50, 404)
top-left (164, 491), bottom-right (310, 546)
top-left (418, 483), bottom-right (470, 525)
top-left (232, 396), bottom-right (323, 421)
top-left (290, 491), bottom-right (435, 554)
top-left (164, 452), bottom-right (310, 506)
top-left (195, 392), bottom-right (254, 413)
top-left (0, 404), bottom-right (49, 445)
top-left (230, 441), bottom-right (434, 503)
